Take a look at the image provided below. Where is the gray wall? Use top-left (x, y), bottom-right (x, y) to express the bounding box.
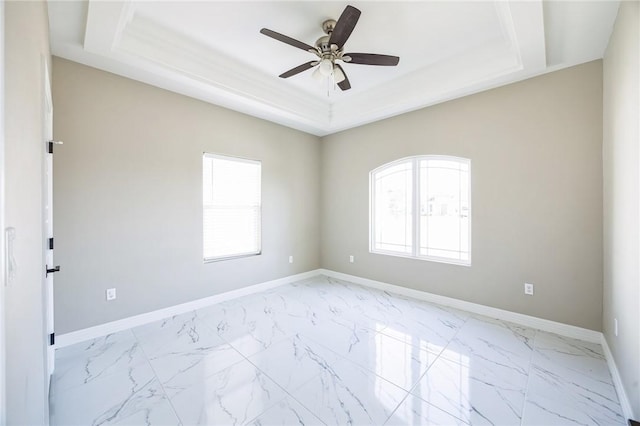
top-left (5, 1), bottom-right (51, 424)
top-left (321, 61), bottom-right (604, 331)
top-left (603, 1), bottom-right (640, 418)
top-left (53, 58), bottom-right (321, 334)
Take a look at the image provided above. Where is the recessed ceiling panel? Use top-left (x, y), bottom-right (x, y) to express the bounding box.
top-left (48, 0), bottom-right (619, 136)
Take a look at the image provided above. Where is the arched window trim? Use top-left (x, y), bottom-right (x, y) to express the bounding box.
top-left (369, 155), bottom-right (471, 266)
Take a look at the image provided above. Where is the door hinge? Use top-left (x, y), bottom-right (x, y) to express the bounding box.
top-left (49, 333), bottom-right (55, 346)
top-left (49, 237), bottom-right (54, 250)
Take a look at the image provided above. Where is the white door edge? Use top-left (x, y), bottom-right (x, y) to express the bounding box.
top-left (42, 56), bottom-right (54, 386)
top-left (0, 2), bottom-right (7, 424)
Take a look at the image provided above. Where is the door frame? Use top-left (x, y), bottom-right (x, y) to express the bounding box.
top-left (0, 0), bottom-right (7, 423)
top-left (42, 56), bottom-right (54, 386)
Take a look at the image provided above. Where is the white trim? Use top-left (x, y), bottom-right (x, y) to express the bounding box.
top-left (56, 267), bottom-right (635, 421)
top-left (319, 269), bottom-right (601, 343)
top-left (321, 270), bottom-right (640, 413)
top-left (600, 334), bottom-right (635, 421)
top-left (369, 155), bottom-right (472, 268)
top-left (0, 1), bottom-right (6, 422)
top-left (202, 153), bottom-right (262, 262)
top-left (42, 54), bottom-right (55, 388)
top-left (56, 269), bottom-right (321, 348)
top-left (319, 270), bottom-right (636, 417)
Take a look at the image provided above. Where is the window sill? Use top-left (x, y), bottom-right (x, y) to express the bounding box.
top-left (369, 249), bottom-right (471, 267)
top-left (204, 251), bottom-right (261, 263)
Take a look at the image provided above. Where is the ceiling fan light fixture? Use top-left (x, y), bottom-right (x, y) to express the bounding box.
top-left (333, 65), bottom-right (346, 83)
top-left (319, 58), bottom-right (333, 76)
top-left (311, 66), bottom-right (324, 81)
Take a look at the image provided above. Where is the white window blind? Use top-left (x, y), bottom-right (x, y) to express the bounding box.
top-left (370, 156), bottom-right (471, 266)
top-left (203, 153), bottom-right (261, 261)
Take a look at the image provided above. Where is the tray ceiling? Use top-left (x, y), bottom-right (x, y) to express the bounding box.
top-left (48, 1), bottom-right (620, 136)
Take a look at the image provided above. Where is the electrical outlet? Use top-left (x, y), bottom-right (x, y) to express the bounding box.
top-left (349, 255), bottom-right (354, 263)
top-left (524, 283), bottom-right (534, 296)
top-left (614, 318), bottom-right (618, 337)
top-left (106, 288), bottom-right (117, 301)
top-left (288, 255), bottom-right (293, 264)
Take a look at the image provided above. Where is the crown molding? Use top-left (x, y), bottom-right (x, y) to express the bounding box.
top-left (79, 0), bottom-right (547, 136)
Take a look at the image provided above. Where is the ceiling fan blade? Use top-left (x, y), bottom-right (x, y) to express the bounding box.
top-left (260, 28), bottom-right (315, 52)
top-left (328, 5), bottom-right (361, 48)
top-left (344, 53), bottom-right (400, 66)
top-left (279, 61), bottom-right (317, 78)
top-left (334, 64), bottom-right (351, 91)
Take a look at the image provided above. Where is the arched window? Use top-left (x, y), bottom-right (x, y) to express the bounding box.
top-left (370, 155), bottom-right (471, 265)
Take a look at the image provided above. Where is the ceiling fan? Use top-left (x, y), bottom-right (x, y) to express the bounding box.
top-left (260, 5), bottom-right (400, 91)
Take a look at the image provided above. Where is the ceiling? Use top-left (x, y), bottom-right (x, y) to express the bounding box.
top-left (48, 1), bottom-right (620, 136)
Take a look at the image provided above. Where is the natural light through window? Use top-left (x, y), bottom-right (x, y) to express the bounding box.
top-left (375, 324), bottom-right (463, 425)
top-left (374, 324), bottom-right (435, 418)
top-left (370, 156), bottom-right (471, 266)
top-left (203, 153), bottom-right (261, 261)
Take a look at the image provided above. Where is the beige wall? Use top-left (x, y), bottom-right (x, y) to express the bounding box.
top-left (4, 1), bottom-right (51, 424)
top-left (54, 60), bottom-right (607, 331)
top-left (321, 61), bottom-right (604, 331)
top-left (603, 1), bottom-right (640, 418)
top-left (52, 58), bottom-right (321, 334)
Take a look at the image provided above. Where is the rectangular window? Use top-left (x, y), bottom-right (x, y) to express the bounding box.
top-left (203, 153), bottom-right (261, 262)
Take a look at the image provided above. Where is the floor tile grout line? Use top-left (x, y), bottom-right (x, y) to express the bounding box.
top-left (194, 302), bottom-right (328, 425)
top-left (382, 305), bottom-right (473, 425)
top-left (241, 358), bottom-right (327, 425)
top-left (49, 330), bottom-right (151, 396)
top-left (518, 328), bottom-right (539, 426)
top-left (223, 281), bottom-right (436, 425)
top-left (324, 277), bottom-right (486, 425)
top-left (303, 318), bottom-right (445, 394)
top-left (52, 276), bottom-right (624, 425)
top-left (130, 324), bottom-right (185, 425)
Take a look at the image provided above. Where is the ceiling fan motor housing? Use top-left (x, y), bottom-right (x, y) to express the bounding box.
top-left (315, 35), bottom-right (332, 52)
top-left (317, 19), bottom-right (338, 52)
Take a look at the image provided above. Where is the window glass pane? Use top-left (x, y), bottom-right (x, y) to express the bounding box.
top-left (203, 155), bottom-right (261, 260)
top-left (459, 168), bottom-right (470, 258)
top-left (374, 161), bottom-right (412, 254)
top-left (209, 158), bottom-right (261, 206)
top-left (421, 162), bottom-right (461, 255)
top-left (203, 206), bottom-right (260, 258)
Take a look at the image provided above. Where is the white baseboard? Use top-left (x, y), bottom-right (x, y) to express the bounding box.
top-left (56, 269), bottom-right (322, 348)
top-left (57, 267), bottom-right (633, 422)
top-left (318, 269), bottom-right (601, 343)
top-left (601, 334), bottom-right (635, 421)
top-left (319, 269), bottom-right (639, 420)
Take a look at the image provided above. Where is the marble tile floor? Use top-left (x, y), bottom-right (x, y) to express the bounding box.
top-left (49, 275), bottom-right (626, 426)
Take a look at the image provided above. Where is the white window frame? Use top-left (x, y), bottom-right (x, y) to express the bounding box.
top-left (369, 155), bottom-right (471, 266)
top-left (203, 153), bottom-right (262, 262)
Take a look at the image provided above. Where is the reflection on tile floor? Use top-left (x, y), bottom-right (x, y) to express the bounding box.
top-left (49, 275), bottom-right (626, 425)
